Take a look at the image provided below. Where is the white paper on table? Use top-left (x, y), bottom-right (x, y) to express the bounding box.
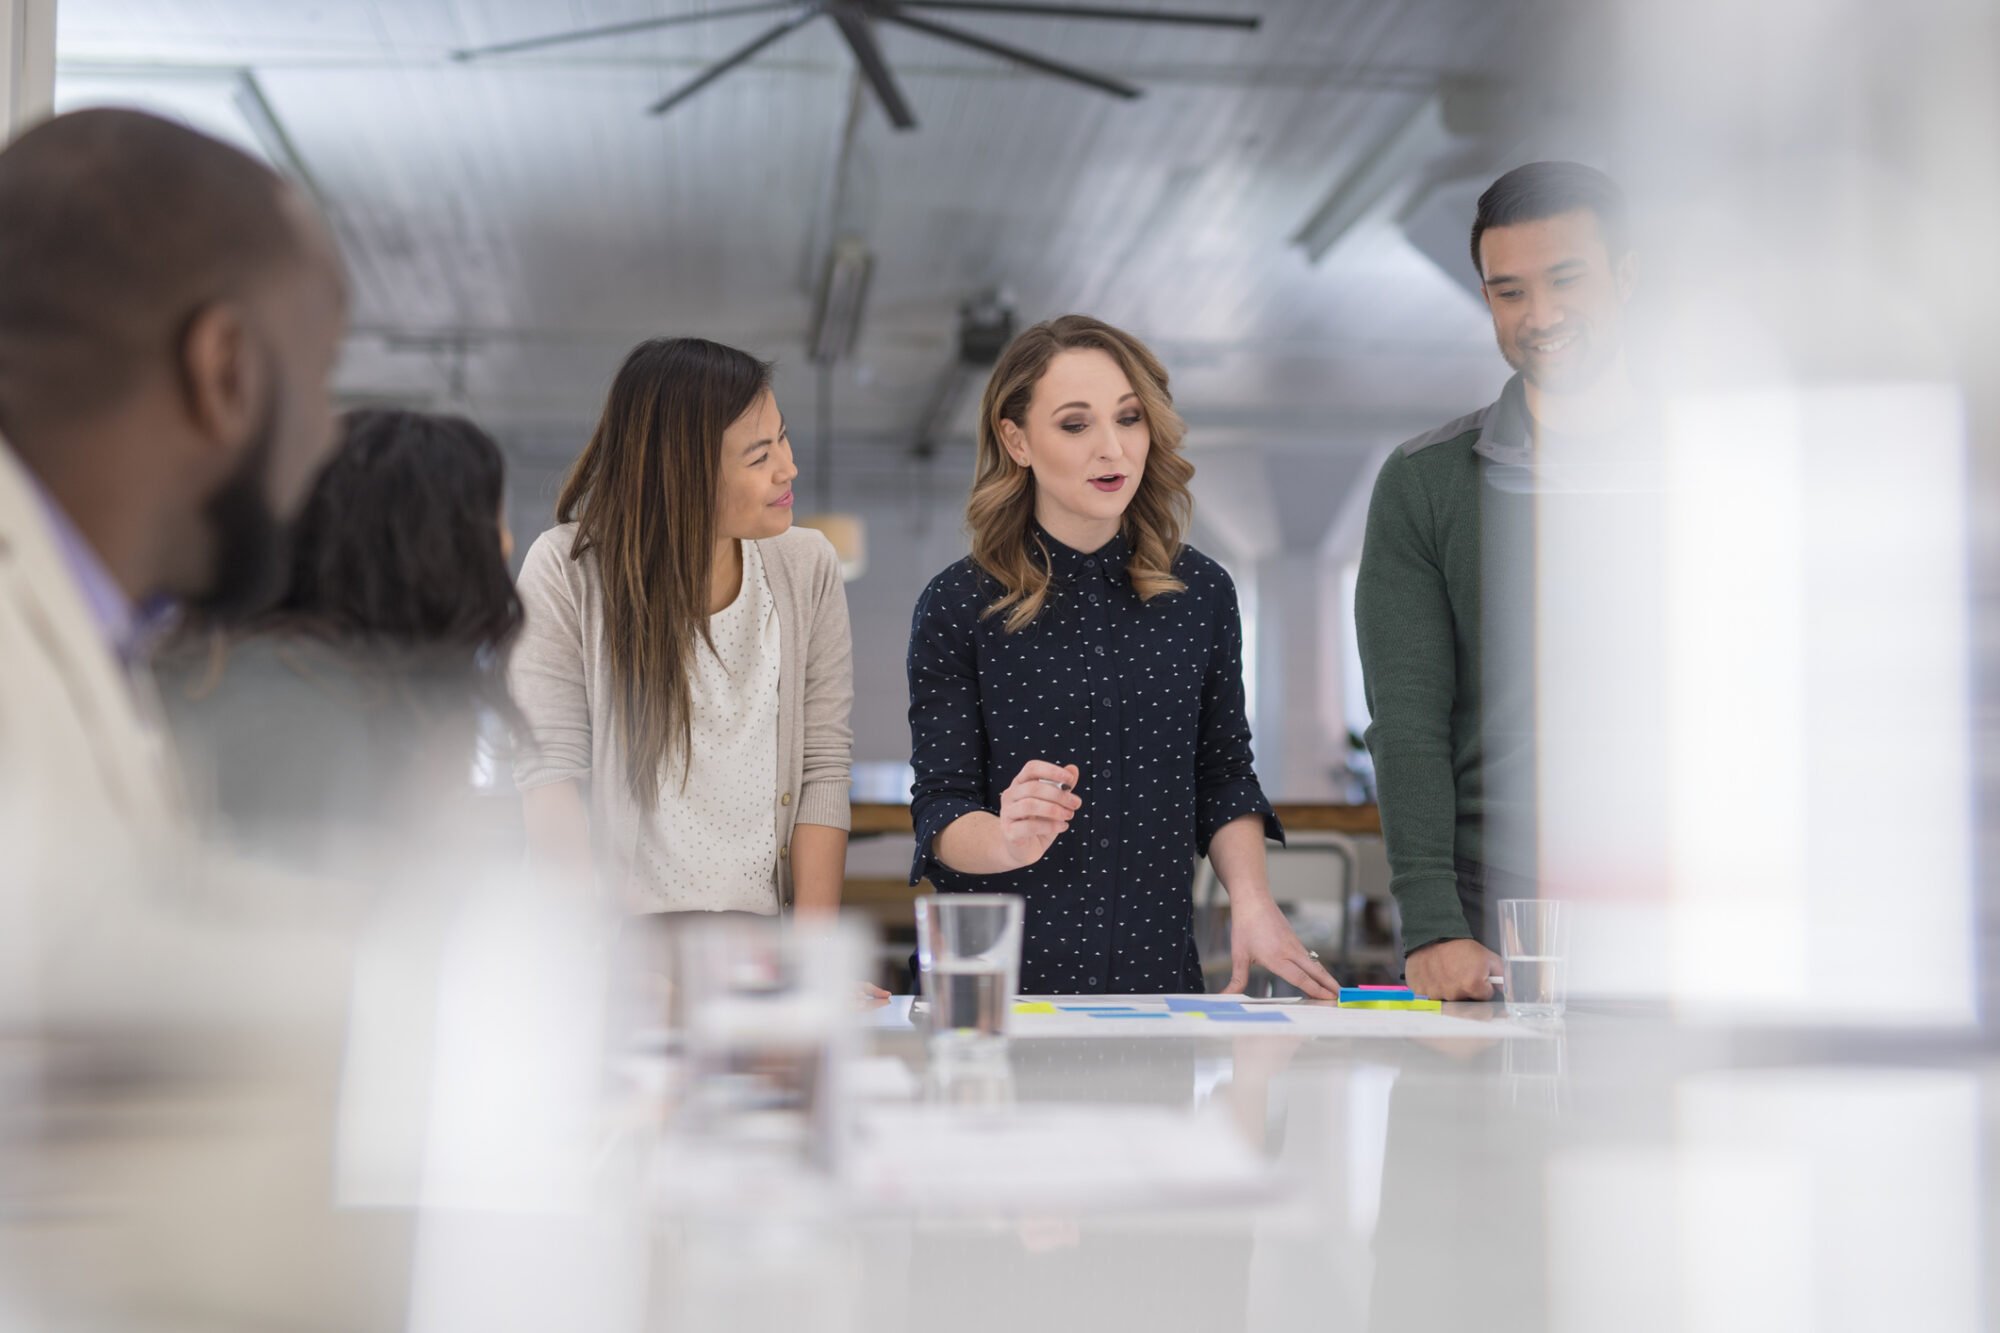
top-left (846, 1103), bottom-right (1281, 1214)
top-left (649, 1102), bottom-right (1280, 1217)
top-left (848, 1055), bottom-right (920, 1101)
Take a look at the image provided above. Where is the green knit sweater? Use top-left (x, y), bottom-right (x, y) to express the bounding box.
top-left (1354, 378), bottom-right (1536, 956)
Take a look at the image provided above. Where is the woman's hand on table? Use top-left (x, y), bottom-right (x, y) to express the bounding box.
top-left (1220, 895), bottom-right (1340, 999)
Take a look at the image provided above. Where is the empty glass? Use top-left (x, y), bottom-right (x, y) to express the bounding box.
top-left (914, 894), bottom-right (1024, 1050)
top-left (1498, 898), bottom-right (1568, 1018)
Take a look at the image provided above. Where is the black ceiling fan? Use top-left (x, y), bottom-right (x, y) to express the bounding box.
top-left (452, 1), bottom-right (1262, 131)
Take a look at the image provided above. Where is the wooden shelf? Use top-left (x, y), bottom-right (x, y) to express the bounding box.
top-left (1268, 802), bottom-right (1382, 835)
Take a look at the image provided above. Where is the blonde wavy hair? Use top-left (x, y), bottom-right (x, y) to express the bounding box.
top-left (967, 314), bottom-right (1194, 633)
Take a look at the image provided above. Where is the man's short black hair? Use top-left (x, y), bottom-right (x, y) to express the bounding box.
top-left (1470, 161), bottom-right (1628, 278)
top-left (0, 108), bottom-right (308, 437)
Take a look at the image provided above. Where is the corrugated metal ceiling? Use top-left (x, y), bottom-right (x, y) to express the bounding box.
top-left (54, 0), bottom-right (1552, 460)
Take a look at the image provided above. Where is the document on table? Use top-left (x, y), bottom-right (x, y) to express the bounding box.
top-left (871, 994), bottom-right (1547, 1038)
top-left (1000, 996), bottom-right (1547, 1040)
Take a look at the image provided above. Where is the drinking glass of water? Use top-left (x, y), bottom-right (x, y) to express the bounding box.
top-left (1498, 898), bottom-right (1568, 1018)
top-left (914, 894), bottom-right (1024, 1050)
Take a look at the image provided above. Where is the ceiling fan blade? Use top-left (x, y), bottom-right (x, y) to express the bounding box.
top-left (829, 9), bottom-right (919, 129)
top-left (894, 1), bottom-right (1259, 30)
top-left (884, 11), bottom-right (1143, 99)
top-left (646, 10), bottom-right (821, 116)
top-left (453, 1), bottom-right (804, 61)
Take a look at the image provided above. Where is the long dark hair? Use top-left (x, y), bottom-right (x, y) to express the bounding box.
top-left (258, 408), bottom-right (524, 650)
top-left (172, 408), bottom-right (528, 728)
top-left (557, 336), bottom-right (772, 808)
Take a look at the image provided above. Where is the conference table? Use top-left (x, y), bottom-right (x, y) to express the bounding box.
top-left (644, 998), bottom-right (1997, 1333)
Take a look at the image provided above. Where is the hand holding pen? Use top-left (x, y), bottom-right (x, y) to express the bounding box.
top-left (994, 760), bottom-right (1081, 870)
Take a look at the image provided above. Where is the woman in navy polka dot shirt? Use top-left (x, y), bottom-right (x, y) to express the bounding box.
top-left (906, 315), bottom-right (1341, 998)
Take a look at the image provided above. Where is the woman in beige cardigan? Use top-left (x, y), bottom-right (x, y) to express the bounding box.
top-left (507, 337), bottom-right (855, 918)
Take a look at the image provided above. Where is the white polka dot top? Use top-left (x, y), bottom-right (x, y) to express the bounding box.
top-left (636, 539), bottom-right (782, 914)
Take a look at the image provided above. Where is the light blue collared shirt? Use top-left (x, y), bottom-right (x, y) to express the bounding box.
top-left (29, 479), bottom-right (145, 661)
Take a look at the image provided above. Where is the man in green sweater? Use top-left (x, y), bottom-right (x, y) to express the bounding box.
top-left (1355, 162), bottom-right (1636, 1000)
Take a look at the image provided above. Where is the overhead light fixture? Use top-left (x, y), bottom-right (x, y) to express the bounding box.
top-left (1291, 93), bottom-right (1453, 264)
top-left (809, 236), bottom-right (874, 366)
top-left (956, 288), bottom-right (1016, 367)
top-left (917, 288), bottom-right (1016, 455)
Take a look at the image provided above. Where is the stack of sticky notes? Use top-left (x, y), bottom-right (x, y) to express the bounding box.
top-left (1338, 985), bottom-right (1442, 1013)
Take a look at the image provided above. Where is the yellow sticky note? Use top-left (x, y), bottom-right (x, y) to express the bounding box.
top-left (1012, 1002), bottom-right (1058, 1015)
top-left (1344, 999), bottom-right (1443, 1013)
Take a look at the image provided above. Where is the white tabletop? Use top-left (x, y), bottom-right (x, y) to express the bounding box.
top-left (652, 998), bottom-right (1999, 1333)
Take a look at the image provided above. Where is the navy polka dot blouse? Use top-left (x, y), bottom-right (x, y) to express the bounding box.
top-left (906, 524), bottom-right (1284, 994)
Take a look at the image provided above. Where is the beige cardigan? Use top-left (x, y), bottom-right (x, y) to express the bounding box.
top-left (508, 523), bottom-right (854, 910)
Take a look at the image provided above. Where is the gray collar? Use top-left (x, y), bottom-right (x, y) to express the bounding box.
top-left (1472, 375), bottom-right (1535, 466)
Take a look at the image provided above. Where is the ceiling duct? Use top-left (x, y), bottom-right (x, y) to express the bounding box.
top-left (1291, 92), bottom-right (1456, 265)
top-left (1293, 77), bottom-right (1557, 296)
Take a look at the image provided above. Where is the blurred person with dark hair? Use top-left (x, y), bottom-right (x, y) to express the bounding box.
top-left (908, 315), bottom-right (1337, 998)
top-left (1355, 161), bottom-right (1637, 1001)
top-left (158, 408), bottom-right (525, 880)
top-left (508, 336), bottom-right (858, 921)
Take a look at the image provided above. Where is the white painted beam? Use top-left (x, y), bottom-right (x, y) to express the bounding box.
top-left (0, 0), bottom-right (55, 142)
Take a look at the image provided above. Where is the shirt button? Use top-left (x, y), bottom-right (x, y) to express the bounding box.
top-left (1088, 592), bottom-right (1100, 604)
top-left (780, 792), bottom-right (792, 807)
top-left (1094, 906), bottom-right (1105, 916)
top-left (1094, 645), bottom-right (1106, 657)
top-left (1084, 557), bottom-right (1098, 570)
top-left (1100, 695), bottom-right (1114, 707)
top-left (1098, 837), bottom-right (1111, 848)
top-left (1088, 976), bottom-right (1099, 987)
top-left (779, 847), bottom-right (789, 860)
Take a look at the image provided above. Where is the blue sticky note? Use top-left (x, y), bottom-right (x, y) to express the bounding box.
top-left (1059, 1005), bottom-right (1138, 1013)
top-left (1166, 997), bottom-right (1249, 1014)
top-left (1085, 1011), bottom-right (1173, 1020)
top-left (1205, 1010), bottom-right (1290, 1023)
